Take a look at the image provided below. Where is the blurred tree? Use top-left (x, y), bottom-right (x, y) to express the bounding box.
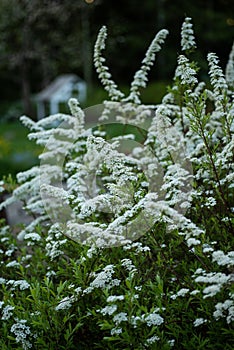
top-left (0, 0), bottom-right (33, 115)
top-left (0, 0), bottom-right (99, 116)
top-left (0, 0), bottom-right (233, 116)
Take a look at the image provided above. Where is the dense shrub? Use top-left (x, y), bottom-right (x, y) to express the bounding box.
top-left (0, 18), bottom-right (233, 349)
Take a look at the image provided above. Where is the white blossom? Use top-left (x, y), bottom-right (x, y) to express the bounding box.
top-left (145, 335), bottom-right (160, 346)
top-left (225, 41), bottom-right (234, 88)
top-left (90, 264), bottom-right (120, 289)
top-left (2, 305), bottom-right (15, 320)
top-left (175, 55), bottom-right (198, 85)
top-left (177, 288), bottom-right (190, 297)
top-left (126, 29), bottom-right (169, 103)
top-left (130, 315), bottom-right (142, 328)
top-left (94, 26), bottom-right (124, 101)
top-left (24, 233), bottom-right (41, 242)
top-left (10, 319), bottom-right (32, 349)
top-left (208, 53), bottom-right (228, 97)
top-left (171, 288), bottom-right (190, 299)
top-left (168, 339), bottom-right (175, 347)
top-left (55, 296), bottom-right (75, 311)
top-left (212, 250), bottom-right (234, 267)
top-left (113, 312), bottom-right (128, 324)
top-left (121, 258), bottom-right (137, 272)
top-left (106, 295), bottom-right (125, 303)
top-left (181, 17), bottom-right (196, 51)
top-left (110, 327), bottom-right (122, 335)
top-left (213, 299), bottom-right (234, 324)
top-left (193, 318), bottom-right (207, 327)
top-left (6, 260), bottom-right (20, 268)
top-left (0, 180), bottom-right (4, 193)
top-left (6, 279), bottom-right (30, 291)
top-left (187, 238), bottom-right (201, 247)
top-left (98, 304), bottom-right (117, 316)
top-left (143, 312), bottom-right (164, 327)
top-left (190, 289), bottom-right (200, 296)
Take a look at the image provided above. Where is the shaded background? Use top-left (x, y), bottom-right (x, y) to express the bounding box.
top-left (0, 0), bottom-right (233, 178)
top-left (0, 0), bottom-right (233, 117)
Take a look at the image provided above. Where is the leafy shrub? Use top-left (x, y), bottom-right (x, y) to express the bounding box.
top-left (0, 18), bottom-right (233, 349)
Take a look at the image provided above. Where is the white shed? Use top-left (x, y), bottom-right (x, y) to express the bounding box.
top-left (35, 74), bottom-right (87, 119)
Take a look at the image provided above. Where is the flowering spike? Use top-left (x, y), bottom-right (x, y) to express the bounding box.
top-left (175, 55), bottom-right (198, 85)
top-left (207, 53), bottom-right (228, 95)
top-left (68, 98), bottom-right (85, 131)
top-left (181, 17), bottom-right (196, 52)
top-left (225, 41), bottom-right (234, 88)
top-left (126, 29), bottom-right (169, 104)
top-left (94, 26), bottom-right (125, 101)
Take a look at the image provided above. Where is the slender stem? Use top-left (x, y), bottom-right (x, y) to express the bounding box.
top-left (199, 120), bottom-right (231, 212)
top-left (197, 118), bottom-right (234, 233)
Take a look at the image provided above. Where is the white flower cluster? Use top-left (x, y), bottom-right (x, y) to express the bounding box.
top-left (128, 310), bottom-right (165, 329)
top-left (193, 317), bottom-right (207, 327)
top-left (113, 311), bottom-right (128, 324)
top-left (144, 335), bottom-right (160, 347)
top-left (127, 29), bottom-right (169, 104)
top-left (99, 100), bottom-right (155, 125)
top-left (170, 288), bottom-right (190, 300)
top-left (213, 296), bottom-right (234, 324)
top-left (97, 286), bottom-right (164, 334)
top-left (207, 53), bottom-right (228, 97)
top-left (55, 296), bottom-right (75, 311)
top-left (88, 264), bottom-right (120, 291)
top-left (168, 339), bottom-right (175, 347)
top-left (6, 260), bottom-right (20, 268)
top-left (225, 41), bottom-right (234, 88)
top-left (0, 180), bottom-right (4, 193)
top-left (45, 224), bottom-right (67, 260)
top-left (10, 319), bottom-right (32, 349)
top-left (181, 17), bottom-right (196, 51)
top-left (94, 26), bottom-right (125, 101)
top-left (212, 250), bottom-right (234, 267)
top-left (143, 312), bottom-right (164, 327)
top-left (98, 304), bottom-right (118, 316)
top-left (121, 258), bottom-right (137, 272)
top-left (175, 55), bottom-right (198, 85)
top-left (110, 327), bottom-right (122, 335)
top-left (3, 279), bottom-right (30, 291)
top-left (106, 295), bottom-right (125, 303)
top-left (123, 241), bottom-right (150, 254)
top-left (193, 269), bottom-right (231, 299)
top-left (24, 232), bottom-right (41, 246)
top-left (1, 304), bottom-right (15, 320)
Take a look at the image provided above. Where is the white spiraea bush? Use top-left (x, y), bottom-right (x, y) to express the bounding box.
top-left (0, 18), bottom-right (233, 349)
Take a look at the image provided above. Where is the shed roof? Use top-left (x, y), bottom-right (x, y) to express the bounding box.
top-left (36, 74), bottom-right (85, 102)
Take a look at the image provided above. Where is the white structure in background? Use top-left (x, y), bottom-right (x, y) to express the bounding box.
top-left (35, 74), bottom-right (87, 119)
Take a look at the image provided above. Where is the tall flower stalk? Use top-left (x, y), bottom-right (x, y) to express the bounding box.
top-left (94, 26), bottom-right (125, 101)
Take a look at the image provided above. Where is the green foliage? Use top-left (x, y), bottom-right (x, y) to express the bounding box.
top-left (0, 221), bottom-right (233, 349)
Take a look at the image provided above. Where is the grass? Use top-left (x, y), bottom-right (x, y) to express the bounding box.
top-left (0, 120), bottom-right (42, 179)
